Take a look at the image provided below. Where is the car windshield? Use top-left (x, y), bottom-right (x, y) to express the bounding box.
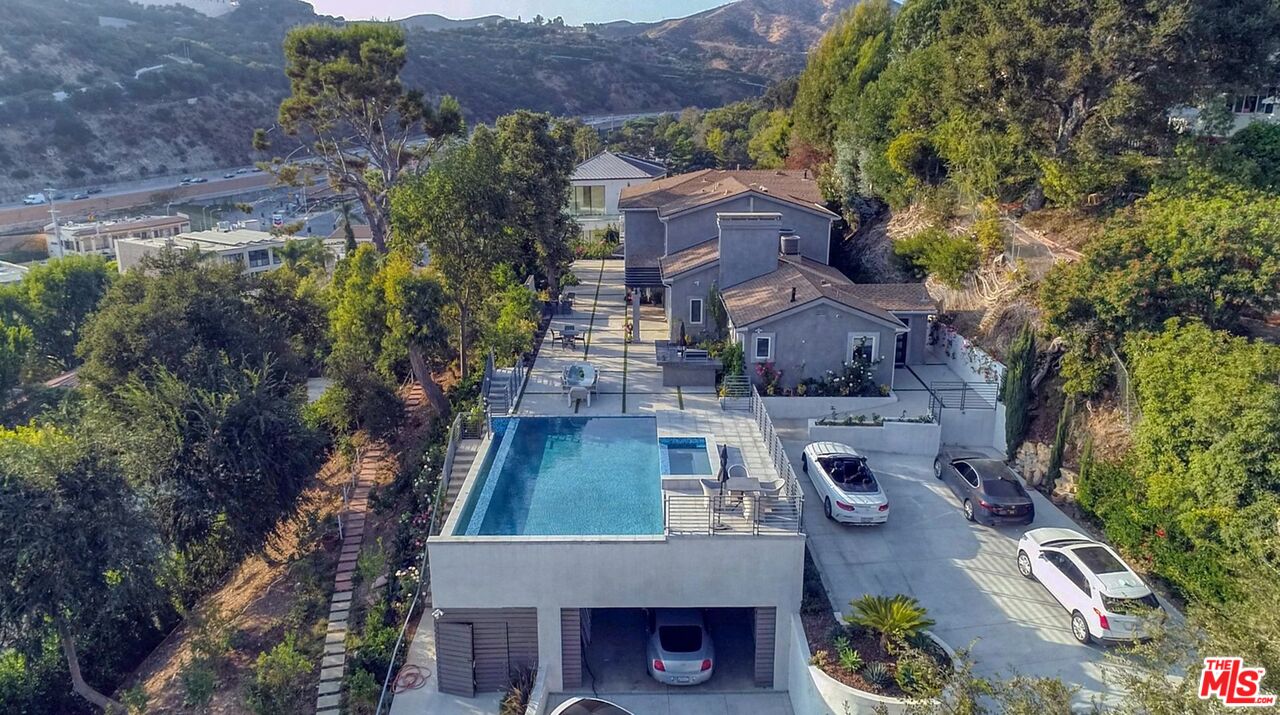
top-left (1074, 546), bottom-right (1127, 574)
top-left (658, 625), bottom-right (702, 653)
top-left (982, 478), bottom-right (1025, 498)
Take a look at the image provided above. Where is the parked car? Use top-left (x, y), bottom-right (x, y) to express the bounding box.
top-left (1017, 528), bottom-right (1163, 644)
top-left (550, 698), bottom-right (634, 715)
top-left (22, 193), bottom-right (46, 205)
top-left (802, 442), bottom-right (889, 524)
top-left (645, 609), bottom-right (714, 686)
top-left (933, 449), bottom-right (1035, 525)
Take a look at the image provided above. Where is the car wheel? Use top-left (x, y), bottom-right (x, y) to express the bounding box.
top-left (963, 499), bottom-right (975, 522)
top-left (1071, 611), bottom-right (1092, 644)
top-left (933, 459), bottom-right (943, 479)
top-left (824, 497), bottom-right (833, 520)
top-left (1017, 550), bottom-right (1034, 578)
top-left (802, 453), bottom-right (808, 474)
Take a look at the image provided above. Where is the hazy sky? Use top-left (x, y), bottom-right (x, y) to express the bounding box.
top-left (305, 0), bottom-right (731, 24)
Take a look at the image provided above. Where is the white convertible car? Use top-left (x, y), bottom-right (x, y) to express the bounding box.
top-left (1017, 528), bottom-right (1163, 644)
top-left (801, 442), bottom-right (889, 524)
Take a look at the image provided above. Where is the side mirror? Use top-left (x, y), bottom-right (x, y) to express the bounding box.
top-left (1037, 553), bottom-right (1048, 561)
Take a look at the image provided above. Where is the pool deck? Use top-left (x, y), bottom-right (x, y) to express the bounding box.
top-left (520, 259), bottom-right (783, 508)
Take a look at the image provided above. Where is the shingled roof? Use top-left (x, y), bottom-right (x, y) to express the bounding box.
top-left (572, 151), bottom-right (667, 181)
top-left (619, 169), bottom-right (835, 218)
top-left (719, 256), bottom-right (935, 327)
top-left (659, 238), bottom-right (719, 278)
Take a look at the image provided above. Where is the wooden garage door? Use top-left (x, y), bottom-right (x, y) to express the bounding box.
top-left (561, 609), bottom-right (582, 689)
top-left (436, 622), bottom-right (474, 696)
top-left (753, 607), bottom-right (776, 688)
top-left (473, 621), bottom-right (511, 692)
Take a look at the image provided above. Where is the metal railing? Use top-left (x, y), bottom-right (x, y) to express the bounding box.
top-left (428, 412), bottom-right (489, 537)
top-left (482, 349), bottom-right (529, 419)
top-left (719, 373), bottom-right (751, 402)
top-left (749, 385), bottom-right (803, 500)
top-left (664, 493), bottom-right (803, 536)
top-left (927, 381), bottom-right (1000, 416)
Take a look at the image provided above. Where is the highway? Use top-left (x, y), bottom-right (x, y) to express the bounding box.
top-left (0, 169), bottom-right (280, 232)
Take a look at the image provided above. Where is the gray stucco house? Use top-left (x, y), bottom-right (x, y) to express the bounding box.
top-left (620, 169), bottom-right (936, 391)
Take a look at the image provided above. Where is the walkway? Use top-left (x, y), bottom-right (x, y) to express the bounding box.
top-left (316, 384), bottom-right (426, 714)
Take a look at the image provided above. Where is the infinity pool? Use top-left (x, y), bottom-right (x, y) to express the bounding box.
top-left (453, 416), bottom-right (663, 536)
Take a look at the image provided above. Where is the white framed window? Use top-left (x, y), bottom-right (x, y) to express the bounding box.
top-left (752, 332), bottom-right (775, 362)
top-left (689, 298), bottom-right (704, 325)
top-left (847, 332), bottom-right (879, 363)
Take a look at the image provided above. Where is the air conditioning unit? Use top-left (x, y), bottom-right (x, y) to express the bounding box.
top-left (779, 234), bottom-right (800, 256)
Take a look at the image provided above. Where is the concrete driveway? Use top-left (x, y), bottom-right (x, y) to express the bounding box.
top-left (776, 421), bottom-right (1122, 706)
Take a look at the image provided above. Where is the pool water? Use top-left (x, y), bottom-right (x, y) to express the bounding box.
top-left (659, 437), bottom-right (713, 476)
top-left (454, 416), bottom-right (663, 536)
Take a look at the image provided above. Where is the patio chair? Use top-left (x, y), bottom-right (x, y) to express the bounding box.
top-left (567, 385), bottom-right (591, 408)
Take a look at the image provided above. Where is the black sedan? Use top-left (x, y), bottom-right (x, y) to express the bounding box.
top-left (933, 449), bottom-right (1035, 526)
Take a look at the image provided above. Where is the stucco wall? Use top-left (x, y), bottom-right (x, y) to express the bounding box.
top-left (718, 214), bottom-right (783, 288)
top-left (665, 264), bottom-right (720, 341)
top-left (737, 303), bottom-right (899, 390)
top-left (664, 194), bottom-right (833, 261)
top-left (622, 209), bottom-right (664, 271)
top-left (663, 195), bottom-right (753, 253)
top-left (808, 420), bottom-right (942, 456)
top-left (428, 534), bottom-right (804, 692)
top-left (760, 396), bottom-right (898, 420)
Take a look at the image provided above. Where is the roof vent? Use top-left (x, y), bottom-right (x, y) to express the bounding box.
top-left (780, 235), bottom-right (800, 255)
top-left (790, 286), bottom-right (797, 303)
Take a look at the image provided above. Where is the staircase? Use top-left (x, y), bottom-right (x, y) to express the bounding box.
top-left (438, 442), bottom-right (479, 524)
top-left (486, 367), bottom-right (514, 415)
top-left (624, 265), bottom-right (663, 288)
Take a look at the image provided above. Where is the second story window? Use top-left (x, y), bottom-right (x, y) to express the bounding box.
top-left (571, 185), bottom-right (606, 216)
top-left (689, 298), bottom-right (703, 325)
top-left (248, 249), bottom-right (271, 268)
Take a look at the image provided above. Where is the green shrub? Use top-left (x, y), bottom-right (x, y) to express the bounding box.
top-left (845, 594), bottom-right (935, 651)
top-left (1044, 397), bottom-right (1074, 490)
top-left (350, 601), bottom-right (402, 682)
top-left (246, 634), bottom-right (313, 715)
top-left (500, 667), bottom-right (537, 715)
top-left (1002, 323), bottom-right (1035, 459)
top-left (837, 645), bottom-right (863, 673)
top-left (893, 227), bottom-right (980, 288)
top-left (346, 667), bottom-right (379, 715)
top-left (181, 659), bottom-right (215, 707)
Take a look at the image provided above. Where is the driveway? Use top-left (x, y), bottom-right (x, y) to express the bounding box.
top-left (776, 421), bottom-right (1121, 706)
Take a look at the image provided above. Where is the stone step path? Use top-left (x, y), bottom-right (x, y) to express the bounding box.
top-left (316, 382), bottom-right (428, 715)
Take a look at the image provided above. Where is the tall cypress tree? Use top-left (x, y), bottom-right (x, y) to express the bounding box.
top-left (1003, 322), bottom-right (1036, 459)
top-left (1045, 396), bottom-right (1074, 491)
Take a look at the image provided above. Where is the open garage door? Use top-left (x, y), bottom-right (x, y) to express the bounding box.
top-left (578, 608), bottom-right (758, 693)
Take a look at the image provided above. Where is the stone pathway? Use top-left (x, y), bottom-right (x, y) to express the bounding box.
top-left (316, 383), bottom-right (426, 714)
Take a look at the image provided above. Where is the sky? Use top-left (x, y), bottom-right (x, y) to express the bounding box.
top-left (305, 0), bottom-right (731, 25)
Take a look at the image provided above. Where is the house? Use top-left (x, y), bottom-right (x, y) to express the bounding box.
top-left (621, 169), bottom-right (936, 391)
top-left (115, 227), bottom-right (288, 274)
top-left (569, 151), bottom-right (666, 240)
top-left (44, 214), bottom-right (191, 259)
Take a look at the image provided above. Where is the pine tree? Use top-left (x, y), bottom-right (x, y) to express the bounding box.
top-left (1002, 323), bottom-right (1036, 459)
top-left (1045, 396), bottom-right (1074, 491)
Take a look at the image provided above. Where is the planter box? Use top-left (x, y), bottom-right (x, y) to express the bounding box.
top-left (761, 395), bottom-right (898, 420)
top-left (788, 614), bottom-right (956, 715)
top-left (808, 419), bottom-right (941, 456)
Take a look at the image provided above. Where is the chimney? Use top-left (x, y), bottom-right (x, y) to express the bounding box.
top-left (716, 212), bottom-right (782, 288)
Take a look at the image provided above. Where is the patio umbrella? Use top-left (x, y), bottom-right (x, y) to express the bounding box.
top-left (717, 445), bottom-right (729, 493)
top-left (678, 320), bottom-right (687, 348)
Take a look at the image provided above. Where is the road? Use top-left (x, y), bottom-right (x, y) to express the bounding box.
top-left (0, 170), bottom-right (279, 232)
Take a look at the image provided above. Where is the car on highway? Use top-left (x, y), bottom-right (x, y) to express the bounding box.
top-left (22, 194), bottom-right (47, 205)
top-left (236, 168), bottom-right (249, 174)
top-left (933, 449), bottom-right (1035, 525)
top-left (801, 442), bottom-right (889, 524)
top-left (1017, 528), bottom-right (1163, 644)
top-left (72, 192), bottom-right (90, 200)
top-left (86, 188), bottom-right (102, 195)
top-left (645, 609), bottom-right (714, 686)
top-left (191, 177), bottom-right (208, 183)
top-left (224, 172), bottom-right (236, 179)
top-left (179, 177), bottom-right (192, 185)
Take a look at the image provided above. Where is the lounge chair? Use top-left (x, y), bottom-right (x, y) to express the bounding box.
top-left (567, 385), bottom-right (591, 408)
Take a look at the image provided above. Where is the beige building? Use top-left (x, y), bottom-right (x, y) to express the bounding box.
top-left (115, 228), bottom-right (288, 274)
top-left (44, 214), bottom-right (191, 259)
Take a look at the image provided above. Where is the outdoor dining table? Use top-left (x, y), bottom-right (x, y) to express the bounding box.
top-left (562, 362), bottom-right (597, 391)
top-left (725, 476), bottom-right (763, 520)
top-left (559, 324), bottom-right (579, 348)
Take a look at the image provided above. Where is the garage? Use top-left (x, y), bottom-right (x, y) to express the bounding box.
top-left (563, 607), bottom-right (772, 693)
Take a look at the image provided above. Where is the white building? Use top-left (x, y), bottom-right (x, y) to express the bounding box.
top-left (427, 412), bottom-right (804, 698)
top-left (569, 151), bottom-right (666, 240)
top-left (44, 214), bottom-right (192, 259)
top-left (115, 227), bottom-right (287, 274)
top-left (0, 261), bottom-right (28, 285)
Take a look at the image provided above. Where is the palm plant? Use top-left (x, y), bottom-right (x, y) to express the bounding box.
top-left (846, 594), bottom-right (935, 651)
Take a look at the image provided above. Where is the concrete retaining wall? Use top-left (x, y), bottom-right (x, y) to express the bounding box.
top-left (808, 420), bottom-right (941, 456)
top-left (761, 395), bottom-right (898, 420)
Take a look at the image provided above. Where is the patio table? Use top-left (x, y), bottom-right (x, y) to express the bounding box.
top-left (562, 362), bottom-right (597, 392)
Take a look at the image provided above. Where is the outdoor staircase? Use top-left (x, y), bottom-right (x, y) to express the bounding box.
top-left (486, 367), bottom-right (514, 415)
top-left (624, 265), bottom-right (663, 288)
top-left (439, 442), bottom-right (479, 524)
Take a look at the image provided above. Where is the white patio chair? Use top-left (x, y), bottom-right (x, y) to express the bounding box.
top-left (567, 385), bottom-right (590, 408)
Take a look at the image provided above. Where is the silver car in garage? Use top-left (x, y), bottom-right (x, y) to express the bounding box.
top-left (645, 609), bottom-right (715, 685)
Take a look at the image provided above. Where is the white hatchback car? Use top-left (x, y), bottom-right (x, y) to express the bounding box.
top-left (1017, 528), bottom-right (1163, 644)
top-left (801, 442), bottom-right (889, 524)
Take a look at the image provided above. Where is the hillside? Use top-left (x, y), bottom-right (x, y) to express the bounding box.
top-left (0, 0), bottom-right (849, 199)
